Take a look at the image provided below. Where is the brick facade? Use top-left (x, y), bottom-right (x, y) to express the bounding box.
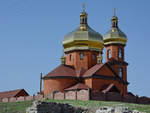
top-left (104, 44), bottom-right (128, 95)
top-left (43, 78), bottom-right (77, 96)
top-left (65, 51), bottom-right (99, 70)
top-left (43, 30), bottom-right (128, 97)
top-left (105, 45), bottom-right (125, 62)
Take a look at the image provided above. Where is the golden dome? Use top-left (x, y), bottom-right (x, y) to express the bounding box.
top-left (104, 11), bottom-right (127, 46)
top-left (63, 9), bottom-right (103, 53)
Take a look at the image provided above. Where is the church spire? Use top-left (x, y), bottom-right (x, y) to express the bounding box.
top-left (111, 8), bottom-right (118, 28)
top-left (80, 3), bottom-right (88, 30)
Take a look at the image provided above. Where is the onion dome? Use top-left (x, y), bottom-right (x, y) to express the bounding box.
top-left (104, 9), bottom-right (127, 46)
top-left (63, 5), bottom-right (103, 53)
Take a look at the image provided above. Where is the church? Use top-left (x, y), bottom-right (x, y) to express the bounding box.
top-left (42, 6), bottom-right (129, 97)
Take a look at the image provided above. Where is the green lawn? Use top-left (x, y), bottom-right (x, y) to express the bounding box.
top-left (0, 101), bottom-right (33, 113)
top-left (45, 99), bottom-right (150, 113)
top-left (0, 99), bottom-right (150, 113)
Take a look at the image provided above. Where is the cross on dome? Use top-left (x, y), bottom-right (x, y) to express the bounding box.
top-left (114, 8), bottom-right (116, 16)
top-left (82, 3), bottom-right (86, 12)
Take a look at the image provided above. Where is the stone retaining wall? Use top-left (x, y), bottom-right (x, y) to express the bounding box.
top-left (26, 101), bottom-right (85, 113)
top-left (26, 101), bottom-right (146, 113)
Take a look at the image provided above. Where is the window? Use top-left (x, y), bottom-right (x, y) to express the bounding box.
top-left (118, 68), bottom-right (123, 78)
top-left (92, 53), bottom-right (95, 60)
top-left (118, 48), bottom-right (122, 59)
top-left (83, 18), bottom-right (85, 23)
top-left (70, 54), bottom-right (72, 61)
top-left (107, 49), bottom-right (111, 59)
top-left (80, 53), bottom-right (83, 60)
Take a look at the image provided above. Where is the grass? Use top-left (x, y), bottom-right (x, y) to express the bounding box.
top-left (0, 100), bottom-right (33, 113)
top-left (0, 99), bottom-right (150, 113)
top-left (45, 99), bottom-right (150, 113)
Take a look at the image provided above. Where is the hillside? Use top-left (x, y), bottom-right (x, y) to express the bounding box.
top-left (0, 99), bottom-right (150, 113)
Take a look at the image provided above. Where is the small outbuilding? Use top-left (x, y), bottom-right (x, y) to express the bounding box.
top-left (0, 89), bottom-right (29, 99)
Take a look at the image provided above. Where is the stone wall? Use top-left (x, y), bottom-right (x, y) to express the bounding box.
top-left (95, 106), bottom-right (146, 113)
top-left (26, 101), bottom-right (146, 113)
top-left (26, 101), bottom-right (85, 113)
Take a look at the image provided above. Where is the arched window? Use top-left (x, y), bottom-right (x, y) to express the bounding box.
top-left (107, 49), bottom-right (111, 59)
top-left (92, 53), bottom-right (95, 60)
top-left (83, 18), bottom-right (85, 23)
top-left (118, 68), bottom-right (123, 78)
top-left (118, 48), bottom-right (122, 59)
top-left (70, 54), bottom-right (72, 61)
top-left (80, 53), bottom-right (83, 60)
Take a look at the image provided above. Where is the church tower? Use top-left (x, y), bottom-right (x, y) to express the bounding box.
top-left (62, 5), bottom-right (103, 70)
top-left (43, 7), bottom-right (129, 97)
top-left (103, 9), bottom-right (128, 95)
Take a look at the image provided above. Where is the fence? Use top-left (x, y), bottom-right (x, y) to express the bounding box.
top-left (0, 94), bottom-right (44, 103)
top-left (0, 90), bottom-right (150, 105)
top-left (91, 91), bottom-right (150, 104)
top-left (45, 89), bottom-right (90, 101)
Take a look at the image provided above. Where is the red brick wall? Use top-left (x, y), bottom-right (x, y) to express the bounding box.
top-left (91, 78), bottom-right (127, 95)
top-left (111, 65), bottom-right (127, 82)
top-left (65, 51), bottom-right (99, 70)
top-left (84, 78), bottom-right (127, 95)
top-left (84, 78), bottom-right (92, 88)
top-left (95, 65), bottom-right (115, 77)
top-left (104, 44), bottom-right (127, 95)
top-left (43, 78), bottom-right (77, 96)
top-left (107, 63), bottom-right (127, 94)
top-left (84, 64), bottom-right (127, 95)
top-left (105, 45), bottom-right (124, 62)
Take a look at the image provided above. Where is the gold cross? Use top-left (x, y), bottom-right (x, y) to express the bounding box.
top-left (114, 8), bottom-right (116, 16)
top-left (82, 3), bottom-right (86, 12)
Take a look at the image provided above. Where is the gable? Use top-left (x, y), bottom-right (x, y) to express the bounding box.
top-left (15, 89), bottom-right (29, 97)
top-left (101, 84), bottom-right (120, 93)
top-left (43, 64), bottom-right (76, 79)
top-left (95, 64), bottom-right (116, 77)
top-left (0, 89), bottom-right (29, 99)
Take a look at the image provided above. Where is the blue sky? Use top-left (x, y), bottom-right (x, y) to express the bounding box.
top-left (0, 0), bottom-right (150, 97)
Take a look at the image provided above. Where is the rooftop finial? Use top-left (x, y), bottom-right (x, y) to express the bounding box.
top-left (114, 8), bottom-right (116, 16)
top-left (61, 48), bottom-right (66, 65)
top-left (82, 3), bottom-right (86, 12)
top-left (111, 8), bottom-right (118, 28)
top-left (80, 3), bottom-right (88, 30)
